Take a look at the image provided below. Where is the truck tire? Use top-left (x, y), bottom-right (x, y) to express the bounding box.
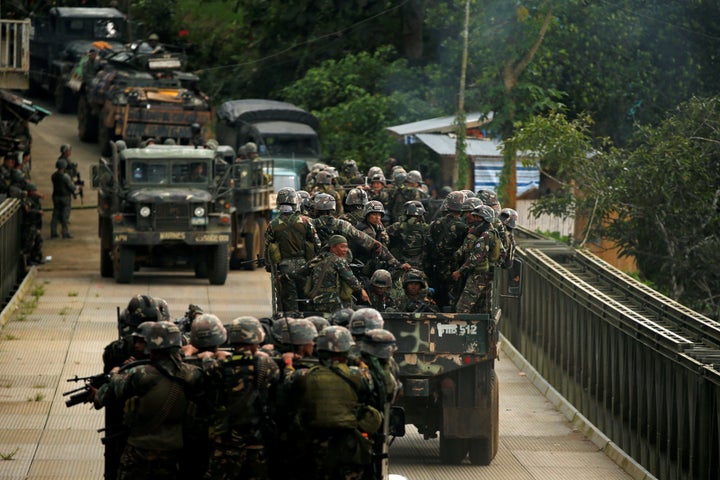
top-left (439, 435), bottom-right (467, 464)
top-left (468, 369), bottom-right (499, 465)
top-left (208, 244), bottom-right (229, 285)
top-left (114, 246), bottom-right (134, 283)
top-left (100, 248), bottom-right (113, 278)
top-left (78, 96), bottom-right (98, 142)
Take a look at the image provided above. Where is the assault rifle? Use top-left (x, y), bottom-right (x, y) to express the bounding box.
top-left (64, 373), bottom-right (109, 407)
top-left (67, 161), bottom-right (84, 204)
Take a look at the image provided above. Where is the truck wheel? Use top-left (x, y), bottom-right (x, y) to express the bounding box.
top-left (100, 248), bottom-right (113, 278)
top-left (54, 82), bottom-right (76, 114)
top-left (78, 96), bottom-right (98, 142)
top-left (468, 369), bottom-right (499, 465)
top-left (439, 435), bottom-right (467, 464)
top-left (208, 244), bottom-right (229, 285)
top-left (114, 246), bottom-right (134, 283)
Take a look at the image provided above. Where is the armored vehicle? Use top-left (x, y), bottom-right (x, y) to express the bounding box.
top-left (29, 6), bottom-right (127, 110)
top-left (92, 143), bottom-right (231, 284)
top-left (71, 46), bottom-right (212, 155)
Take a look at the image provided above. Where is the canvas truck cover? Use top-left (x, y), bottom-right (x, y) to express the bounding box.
top-left (216, 99), bottom-right (320, 131)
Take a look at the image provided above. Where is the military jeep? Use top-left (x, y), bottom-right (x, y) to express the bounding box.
top-left (93, 144), bottom-right (231, 284)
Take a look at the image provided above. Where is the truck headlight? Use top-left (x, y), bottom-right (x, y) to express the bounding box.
top-left (139, 206), bottom-right (151, 217)
top-left (194, 206), bottom-right (205, 217)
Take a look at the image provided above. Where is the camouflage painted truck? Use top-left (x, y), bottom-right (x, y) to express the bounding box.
top-left (92, 143), bottom-right (231, 284)
top-left (73, 47), bottom-right (212, 155)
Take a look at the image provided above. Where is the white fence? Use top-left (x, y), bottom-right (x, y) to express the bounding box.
top-left (516, 199), bottom-right (574, 238)
top-left (0, 19), bottom-right (30, 90)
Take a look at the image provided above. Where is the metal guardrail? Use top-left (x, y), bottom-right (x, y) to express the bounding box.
top-left (0, 198), bottom-right (23, 306)
top-left (500, 233), bottom-right (720, 480)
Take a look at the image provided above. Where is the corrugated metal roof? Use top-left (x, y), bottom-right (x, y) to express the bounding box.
top-left (386, 112), bottom-right (493, 136)
top-left (414, 133), bottom-right (503, 157)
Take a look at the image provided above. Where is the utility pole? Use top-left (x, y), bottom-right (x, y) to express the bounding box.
top-left (454, 0), bottom-right (471, 190)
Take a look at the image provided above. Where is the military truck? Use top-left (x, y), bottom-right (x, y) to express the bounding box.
top-left (92, 143), bottom-right (231, 284)
top-left (215, 99), bottom-right (321, 192)
top-left (28, 6), bottom-right (127, 112)
top-left (71, 46), bottom-right (212, 155)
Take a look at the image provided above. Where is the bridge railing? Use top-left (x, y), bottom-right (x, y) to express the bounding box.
top-left (500, 242), bottom-right (720, 480)
top-left (0, 198), bottom-right (23, 306)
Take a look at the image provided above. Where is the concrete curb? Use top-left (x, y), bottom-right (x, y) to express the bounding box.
top-left (0, 266), bottom-right (37, 331)
top-left (499, 333), bottom-right (657, 480)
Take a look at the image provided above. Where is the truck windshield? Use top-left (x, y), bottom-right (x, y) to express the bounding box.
top-left (263, 136), bottom-right (319, 157)
top-left (129, 159), bottom-right (210, 186)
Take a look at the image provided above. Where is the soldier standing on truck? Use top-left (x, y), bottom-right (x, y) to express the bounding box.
top-left (265, 187), bottom-right (321, 316)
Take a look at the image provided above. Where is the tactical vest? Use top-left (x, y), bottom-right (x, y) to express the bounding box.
top-left (302, 364), bottom-right (360, 429)
top-left (213, 354), bottom-right (261, 433)
top-left (398, 218), bottom-right (427, 258)
top-left (270, 213), bottom-right (311, 259)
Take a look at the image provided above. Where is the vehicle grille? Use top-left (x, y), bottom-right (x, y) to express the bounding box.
top-left (155, 203), bottom-right (190, 230)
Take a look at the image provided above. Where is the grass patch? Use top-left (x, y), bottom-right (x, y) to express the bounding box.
top-left (26, 393), bottom-right (45, 402)
top-left (0, 447), bottom-right (19, 461)
top-left (3, 334), bottom-right (18, 341)
top-left (67, 292), bottom-right (78, 297)
top-left (31, 283), bottom-right (45, 299)
top-left (59, 307), bottom-right (69, 316)
top-left (32, 384), bottom-right (46, 389)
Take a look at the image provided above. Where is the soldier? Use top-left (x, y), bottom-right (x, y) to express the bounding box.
top-left (367, 269), bottom-right (398, 312)
top-left (339, 187), bottom-right (368, 225)
top-left (386, 200), bottom-right (429, 270)
top-left (476, 189), bottom-right (501, 214)
top-left (50, 157), bottom-right (80, 239)
top-left (330, 307), bottom-right (355, 327)
top-left (497, 208), bottom-right (518, 269)
top-left (354, 200), bottom-right (398, 279)
top-left (291, 326), bottom-right (380, 480)
top-left (452, 205), bottom-right (499, 313)
top-left (348, 307), bottom-right (384, 361)
top-left (311, 170), bottom-right (344, 216)
top-left (454, 197), bottom-right (486, 267)
top-left (92, 321), bottom-right (203, 480)
top-left (295, 235), bottom-right (370, 313)
top-left (181, 313), bottom-right (228, 360)
top-left (103, 295), bottom-right (161, 373)
top-left (175, 304), bottom-right (204, 341)
top-left (340, 159), bottom-right (364, 186)
top-left (265, 187), bottom-right (321, 316)
top-left (427, 191), bottom-right (468, 309)
top-left (309, 193), bottom-right (382, 256)
top-left (20, 182), bottom-right (46, 265)
top-left (203, 316), bottom-right (280, 480)
top-left (388, 169), bottom-right (427, 223)
top-left (296, 190), bottom-right (312, 216)
top-left (396, 269), bottom-right (438, 313)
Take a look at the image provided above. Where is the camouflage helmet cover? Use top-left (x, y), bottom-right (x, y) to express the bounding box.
top-left (316, 325), bottom-right (355, 353)
top-left (330, 307), bottom-right (355, 326)
top-left (362, 200), bottom-right (385, 217)
top-left (154, 298), bottom-right (171, 321)
top-left (406, 170), bottom-right (422, 184)
top-left (227, 316), bottom-right (265, 344)
top-left (476, 189), bottom-right (499, 206)
top-left (499, 208), bottom-right (518, 229)
top-left (402, 269), bottom-right (427, 287)
top-left (370, 173), bottom-right (386, 185)
top-left (460, 189), bottom-right (476, 198)
top-left (443, 191), bottom-right (467, 212)
top-left (472, 205), bottom-right (496, 223)
top-left (403, 200), bottom-right (426, 216)
top-left (349, 308), bottom-right (384, 335)
top-left (361, 328), bottom-right (397, 359)
top-left (313, 192), bottom-right (336, 211)
top-left (345, 187), bottom-right (368, 206)
top-left (271, 318), bottom-right (295, 345)
top-left (288, 318), bottom-right (318, 345)
top-left (461, 197), bottom-right (484, 212)
top-left (190, 313), bottom-right (228, 348)
top-left (367, 166), bottom-right (383, 178)
top-left (277, 187), bottom-right (298, 205)
top-left (315, 170), bottom-right (333, 185)
top-left (305, 315), bottom-right (330, 333)
top-left (123, 295), bottom-right (160, 331)
top-left (144, 321), bottom-right (183, 350)
top-left (370, 269), bottom-right (393, 288)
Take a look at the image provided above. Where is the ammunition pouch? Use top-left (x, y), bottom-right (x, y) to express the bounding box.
top-left (356, 404), bottom-right (382, 435)
top-left (268, 242), bottom-right (282, 265)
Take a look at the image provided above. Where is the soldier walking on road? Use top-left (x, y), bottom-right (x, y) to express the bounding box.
top-left (50, 156), bottom-right (80, 239)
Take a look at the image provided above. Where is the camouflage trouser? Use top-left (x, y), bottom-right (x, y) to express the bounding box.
top-left (455, 271), bottom-right (493, 313)
top-left (50, 196), bottom-right (72, 236)
top-left (276, 258), bottom-right (306, 315)
top-left (117, 445), bottom-right (180, 480)
top-left (203, 431), bottom-right (267, 480)
top-left (299, 429), bottom-right (370, 480)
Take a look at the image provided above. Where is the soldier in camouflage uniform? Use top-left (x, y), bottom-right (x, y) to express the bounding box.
top-left (498, 208), bottom-right (518, 269)
top-left (182, 313), bottom-right (228, 361)
top-left (353, 200), bottom-right (403, 279)
top-left (340, 159), bottom-right (365, 186)
top-left (311, 170), bottom-right (344, 216)
top-left (19, 182), bottom-right (46, 265)
top-left (330, 307), bottom-right (355, 327)
top-left (339, 187), bottom-right (368, 225)
top-left (452, 205), bottom-right (498, 313)
top-left (296, 190), bottom-right (313, 216)
top-left (454, 197), bottom-right (486, 268)
top-left (265, 187), bottom-right (321, 316)
top-left (295, 235), bottom-right (370, 313)
top-left (427, 191), bottom-right (469, 309)
top-left (388, 170), bottom-right (428, 223)
top-left (203, 316), bottom-right (280, 480)
top-left (93, 322), bottom-right (203, 480)
top-left (367, 269), bottom-right (398, 312)
top-left (395, 269), bottom-right (438, 313)
top-left (386, 200), bottom-right (429, 270)
top-left (290, 326), bottom-right (380, 480)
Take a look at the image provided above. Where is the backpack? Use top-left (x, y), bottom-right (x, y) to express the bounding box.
top-left (486, 228), bottom-right (504, 267)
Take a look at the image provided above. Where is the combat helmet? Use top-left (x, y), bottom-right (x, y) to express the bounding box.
top-left (288, 318), bottom-right (318, 345)
top-left (345, 188), bottom-right (368, 206)
top-left (190, 313), bottom-right (227, 348)
top-left (461, 197), bottom-right (484, 212)
top-left (499, 208), bottom-right (518, 229)
top-left (120, 295), bottom-right (160, 336)
top-left (313, 192), bottom-right (336, 212)
top-left (406, 170), bottom-right (422, 184)
top-left (277, 187), bottom-right (298, 206)
top-left (55, 158), bottom-right (68, 170)
top-left (315, 170), bottom-right (333, 185)
top-left (460, 189), bottom-right (476, 198)
top-left (330, 307), bottom-right (354, 327)
top-left (226, 316), bottom-right (265, 345)
top-left (370, 173), bottom-right (386, 186)
top-left (155, 298), bottom-right (171, 321)
top-left (306, 315), bottom-right (330, 333)
top-left (476, 189), bottom-right (499, 206)
top-left (349, 308), bottom-right (384, 336)
top-left (59, 144), bottom-right (72, 154)
top-left (403, 200), bottom-right (426, 217)
top-left (362, 200), bottom-right (385, 218)
top-left (367, 166), bottom-right (383, 178)
top-left (144, 321), bottom-right (183, 350)
top-left (361, 329), bottom-right (397, 359)
top-left (442, 191), bottom-right (467, 212)
top-left (271, 318), bottom-right (295, 345)
top-left (402, 269), bottom-right (427, 288)
top-left (316, 325), bottom-right (354, 353)
top-left (471, 205), bottom-right (496, 223)
top-left (370, 269), bottom-right (393, 289)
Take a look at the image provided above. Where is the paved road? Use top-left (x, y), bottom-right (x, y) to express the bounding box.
top-left (0, 104), bottom-right (645, 479)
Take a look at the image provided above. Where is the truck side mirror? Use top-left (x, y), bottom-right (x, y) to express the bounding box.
top-left (507, 258), bottom-right (523, 296)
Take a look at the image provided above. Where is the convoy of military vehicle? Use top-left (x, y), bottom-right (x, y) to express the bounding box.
top-left (17, 3), bottom-right (524, 478)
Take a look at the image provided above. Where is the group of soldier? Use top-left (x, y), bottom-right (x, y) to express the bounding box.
top-left (89, 294), bottom-right (400, 480)
top-left (265, 159), bottom-right (519, 317)
top-left (1, 144), bottom-right (83, 266)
